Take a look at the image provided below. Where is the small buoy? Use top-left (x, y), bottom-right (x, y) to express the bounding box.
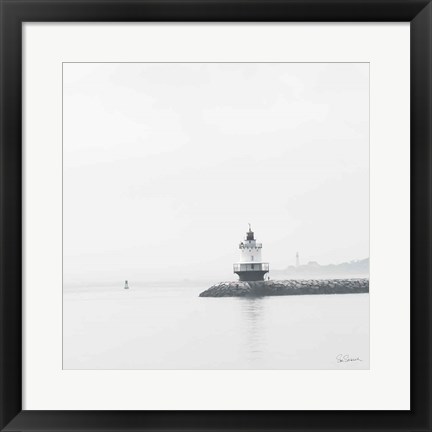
top-left (124, 280), bottom-right (129, 289)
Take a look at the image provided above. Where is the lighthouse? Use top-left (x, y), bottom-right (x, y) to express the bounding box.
top-left (233, 224), bottom-right (269, 281)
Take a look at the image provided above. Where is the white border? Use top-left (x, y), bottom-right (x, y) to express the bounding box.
top-left (23, 23), bottom-right (410, 410)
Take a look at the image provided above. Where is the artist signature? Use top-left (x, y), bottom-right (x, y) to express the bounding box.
top-left (336, 354), bottom-right (362, 363)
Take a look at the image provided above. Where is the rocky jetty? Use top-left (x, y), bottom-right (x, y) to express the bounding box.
top-left (199, 279), bottom-right (369, 298)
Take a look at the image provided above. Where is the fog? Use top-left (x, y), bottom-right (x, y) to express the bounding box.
top-left (63, 63), bottom-right (369, 285)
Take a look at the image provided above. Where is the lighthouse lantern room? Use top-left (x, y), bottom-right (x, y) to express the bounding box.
top-left (233, 224), bottom-right (269, 281)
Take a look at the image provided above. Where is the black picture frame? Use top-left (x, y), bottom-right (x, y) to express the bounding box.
top-left (1, 1), bottom-right (431, 431)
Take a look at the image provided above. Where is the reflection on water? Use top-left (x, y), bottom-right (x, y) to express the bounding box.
top-left (63, 284), bottom-right (369, 370)
top-left (239, 298), bottom-right (266, 362)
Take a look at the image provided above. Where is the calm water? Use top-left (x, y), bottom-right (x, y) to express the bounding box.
top-left (63, 284), bottom-right (369, 369)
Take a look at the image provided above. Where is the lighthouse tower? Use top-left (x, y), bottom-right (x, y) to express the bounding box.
top-left (233, 224), bottom-right (269, 281)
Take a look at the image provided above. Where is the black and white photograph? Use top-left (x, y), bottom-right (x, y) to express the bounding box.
top-left (63, 62), bottom-right (369, 370)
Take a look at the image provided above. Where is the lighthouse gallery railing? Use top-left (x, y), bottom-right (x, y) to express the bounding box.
top-left (233, 263), bottom-right (269, 272)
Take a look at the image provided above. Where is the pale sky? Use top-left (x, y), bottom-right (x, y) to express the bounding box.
top-left (63, 63), bottom-right (369, 284)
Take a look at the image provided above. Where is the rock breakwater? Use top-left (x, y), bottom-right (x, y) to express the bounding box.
top-left (199, 279), bottom-right (369, 297)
